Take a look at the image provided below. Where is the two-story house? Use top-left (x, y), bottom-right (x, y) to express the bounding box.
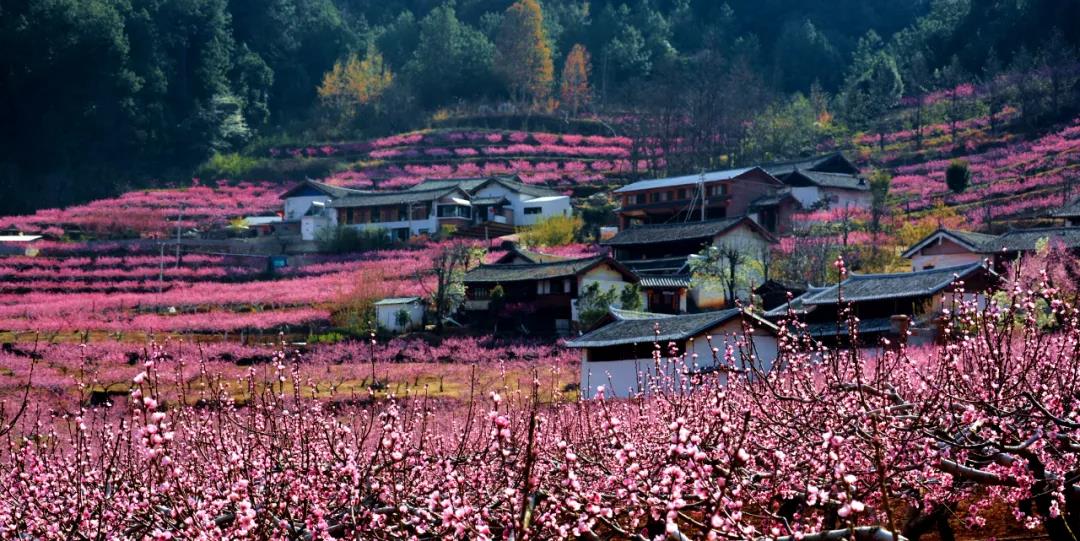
top-left (462, 255), bottom-right (639, 335)
top-left (612, 167), bottom-right (786, 229)
top-left (763, 152), bottom-right (871, 210)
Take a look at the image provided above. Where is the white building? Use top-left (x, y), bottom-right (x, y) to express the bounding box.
top-left (374, 297), bottom-right (425, 333)
top-left (763, 153), bottom-right (871, 209)
top-left (567, 308), bottom-right (779, 399)
top-left (280, 176), bottom-right (572, 242)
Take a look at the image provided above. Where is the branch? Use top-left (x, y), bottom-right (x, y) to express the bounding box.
top-left (761, 527), bottom-right (908, 541)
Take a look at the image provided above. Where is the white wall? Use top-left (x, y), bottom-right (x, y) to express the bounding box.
top-left (517, 196), bottom-right (572, 226)
top-left (910, 252), bottom-right (983, 271)
top-left (578, 319), bottom-right (778, 399)
top-left (472, 184), bottom-right (571, 226)
top-left (789, 187), bottom-right (822, 208)
top-left (300, 215), bottom-right (330, 241)
top-left (571, 264), bottom-right (637, 322)
top-left (376, 302), bottom-right (424, 332)
top-left (826, 189), bottom-right (872, 210)
top-left (284, 195), bottom-right (332, 221)
top-left (346, 217), bottom-right (438, 238)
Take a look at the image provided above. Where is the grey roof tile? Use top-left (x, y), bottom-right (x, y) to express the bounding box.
top-left (801, 263), bottom-right (990, 306)
top-left (464, 256), bottom-right (620, 283)
top-left (603, 217), bottom-right (772, 247)
top-left (566, 309), bottom-right (746, 348)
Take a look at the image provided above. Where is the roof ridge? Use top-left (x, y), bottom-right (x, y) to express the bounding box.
top-left (624, 216), bottom-right (742, 230)
top-left (845, 262), bottom-right (982, 280)
top-left (477, 255), bottom-right (602, 269)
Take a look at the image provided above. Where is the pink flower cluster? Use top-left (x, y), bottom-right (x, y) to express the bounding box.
top-left (0, 182), bottom-right (282, 237)
top-left (2, 279), bottom-right (1078, 539)
top-left (890, 116), bottom-right (1080, 216)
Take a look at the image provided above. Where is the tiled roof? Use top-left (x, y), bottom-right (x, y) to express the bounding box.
top-left (280, 179), bottom-right (367, 200)
top-left (791, 170), bottom-right (869, 191)
top-left (801, 317), bottom-right (896, 337)
top-left (407, 178), bottom-right (489, 192)
top-left (603, 217), bottom-right (773, 247)
top-left (410, 176), bottom-right (562, 199)
top-left (762, 152), bottom-right (859, 177)
top-left (762, 286), bottom-right (829, 318)
top-left (328, 187), bottom-right (460, 208)
top-left (901, 228), bottom-right (1001, 258)
top-left (1052, 198), bottom-right (1080, 218)
top-left (565, 309), bottom-right (748, 348)
top-left (622, 256), bottom-right (690, 274)
top-left (982, 227), bottom-right (1080, 252)
top-left (638, 275), bottom-right (692, 288)
top-left (374, 297), bottom-right (422, 305)
top-left (464, 256), bottom-right (619, 283)
top-left (800, 263), bottom-right (990, 306)
top-left (493, 246), bottom-right (570, 264)
top-left (612, 167), bottom-right (760, 193)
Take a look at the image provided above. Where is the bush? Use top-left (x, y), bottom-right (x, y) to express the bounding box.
top-left (945, 159), bottom-right (971, 194)
top-left (519, 215), bottom-right (583, 247)
top-left (196, 153), bottom-right (342, 182)
top-left (316, 226), bottom-right (395, 254)
top-left (196, 152), bottom-right (260, 180)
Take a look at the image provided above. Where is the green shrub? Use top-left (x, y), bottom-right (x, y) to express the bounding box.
top-left (316, 226), bottom-right (395, 253)
top-left (196, 152), bottom-right (260, 180)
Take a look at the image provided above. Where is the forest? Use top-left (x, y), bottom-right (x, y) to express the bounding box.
top-left (2, 0), bottom-right (1079, 216)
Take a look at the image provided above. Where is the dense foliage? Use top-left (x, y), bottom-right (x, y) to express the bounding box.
top-left (4, 0), bottom-right (1079, 216)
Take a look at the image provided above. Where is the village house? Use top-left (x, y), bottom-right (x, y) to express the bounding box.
top-left (461, 255), bottom-right (639, 335)
top-left (612, 167), bottom-right (786, 229)
top-left (374, 297), bottom-right (425, 333)
top-left (280, 176), bottom-right (571, 241)
top-left (763, 152), bottom-right (872, 210)
top-left (902, 227), bottom-right (1080, 271)
top-left (764, 262), bottom-right (998, 345)
top-left (603, 217), bottom-right (776, 311)
top-left (491, 243), bottom-right (570, 264)
top-left (567, 308), bottom-right (779, 399)
top-left (1051, 198), bottom-right (1080, 226)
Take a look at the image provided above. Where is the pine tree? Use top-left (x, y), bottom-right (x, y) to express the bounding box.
top-left (559, 44), bottom-right (592, 115)
top-left (495, 0), bottom-right (554, 108)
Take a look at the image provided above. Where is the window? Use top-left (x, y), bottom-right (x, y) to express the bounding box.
top-left (398, 205), bottom-right (409, 221)
top-left (524, 207), bottom-right (542, 215)
top-left (537, 280), bottom-right (552, 295)
top-left (649, 192), bottom-right (660, 203)
top-left (437, 205), bottom-right (471, 218)
top-left (345, 208), bottom-right (355, 224)
top-left (635, 193), bottom-right (646, 205)
top-left (563, 279), bottom-right (572, 293)
top-left (473, 287), bottom-right (490, 299)
top-left (677, 188), bottom-right (687, 200)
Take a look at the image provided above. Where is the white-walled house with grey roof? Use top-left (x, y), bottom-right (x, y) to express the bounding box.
top-left (280, 176), bottom-right (572, 242)
top-left (567, 308), bottom-right (779, 399)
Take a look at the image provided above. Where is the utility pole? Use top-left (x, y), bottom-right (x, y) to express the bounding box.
top-left (175, 204), bottom-right (184, 269)
top-left (699, 170), bottom-right (706, 222)
top-left (159, 242), bottom-right (165, 295)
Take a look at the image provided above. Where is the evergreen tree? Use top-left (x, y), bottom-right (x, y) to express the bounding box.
top-left (946, 160), bottom-right (971, 195)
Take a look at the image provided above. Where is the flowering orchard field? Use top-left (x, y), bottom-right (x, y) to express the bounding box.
top-left (1, 272), bottom-right (1078, 540)
top-left (887, 117), bottom-right (1080, 223)
top-left (0, 182), bottom-right (282, 238)
top-left (0, 239), bottom-right (597, 335)
top-left (0, 336), bottom-right (572, 409)
top-left (279, 129), bottom-right (647, 190)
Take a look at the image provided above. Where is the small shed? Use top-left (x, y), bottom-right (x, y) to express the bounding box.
top-left (374, 297), bottom-right (425, 333)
